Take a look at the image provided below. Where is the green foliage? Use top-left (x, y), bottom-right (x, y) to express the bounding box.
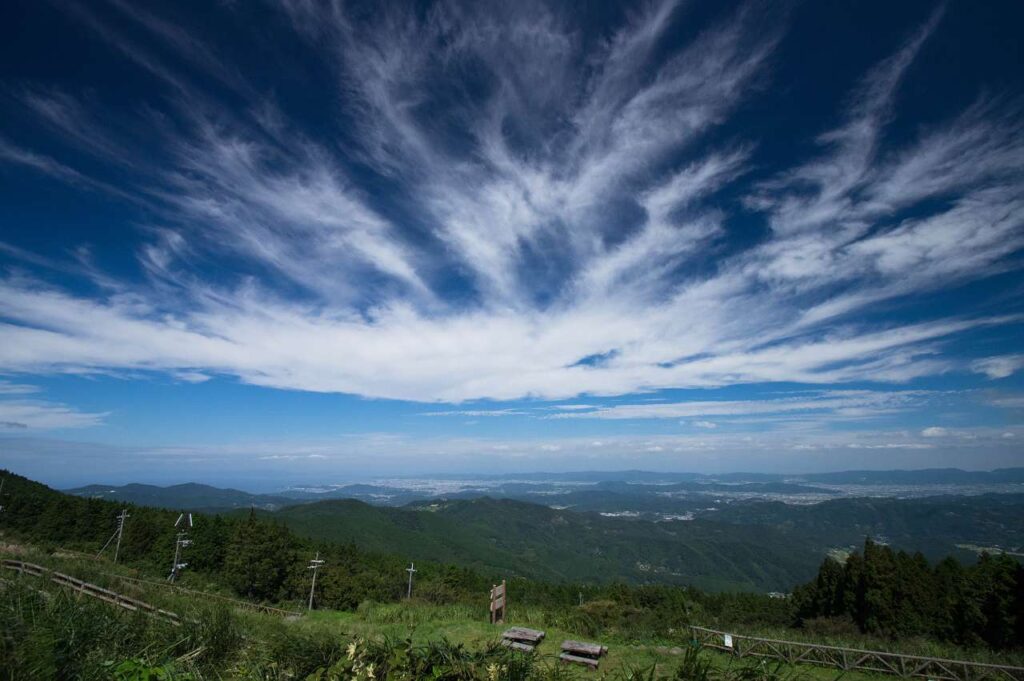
top-left (793, 538), bottom-right (1024, 649)
top-left (673, 645), bottom-right (712, 681)
top-left (224, 510), bottom-right (295, 601)
top-left (105, 659), bottom-right (190, 681)
top-left (0, 581), bottom-right (189, 681)
top-left (724, 659), bottom-right (806, 681)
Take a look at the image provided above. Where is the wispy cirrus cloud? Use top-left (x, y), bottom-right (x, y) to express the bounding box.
top-left (420, 409), bottom-right (527, 417)
top-left (0, 380), bottom-right (40, 395)
top-left (547, 390), bottom-right (934, 421)
top-left (0, 0), bottom-right (1020, 408)
top-left (0, 400), bottom-right (106, 430)
top-left (0, 380), bottom-right (104, 431)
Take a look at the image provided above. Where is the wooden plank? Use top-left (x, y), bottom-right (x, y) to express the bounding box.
top-left (0, 559), bottom-right (183, 626)
top-left (560, 653), bottom-right (600, 669)
top-left (561, 640), bottom-right (607, 657)
top-left (501, 640), bottom-right (536, 653)
top-left (490, 595), bottom-right (505, 611)
top-left (503, 627), bottom-right (545, 643)
top-left (2, 559), bottom-right (47, 577)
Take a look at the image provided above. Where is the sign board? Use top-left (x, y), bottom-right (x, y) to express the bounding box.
top-left (490, 580), bottom-right (506, 624)
top-left (723, 634), bottom-right (733, 649)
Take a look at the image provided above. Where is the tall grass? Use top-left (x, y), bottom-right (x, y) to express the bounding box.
top-left (2, 551), bottom-right (1019, 679)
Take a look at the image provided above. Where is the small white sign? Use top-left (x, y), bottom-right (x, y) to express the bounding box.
top-left (723, 634), bottom-right (733, 648)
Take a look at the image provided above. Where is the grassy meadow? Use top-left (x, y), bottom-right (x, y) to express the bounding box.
top-left (6, 544), bottom-right (1018, 680)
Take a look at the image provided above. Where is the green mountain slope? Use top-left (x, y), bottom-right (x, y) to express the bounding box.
top-left (268, 496), bottom-right (823, 592)
top-left (713, 494), bottom-right (1024, 558)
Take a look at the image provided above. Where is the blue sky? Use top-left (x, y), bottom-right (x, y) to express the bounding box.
top-left (0, 0), bottom-right (1022, 488)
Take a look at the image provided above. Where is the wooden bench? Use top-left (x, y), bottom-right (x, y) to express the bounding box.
top-left (559, 640), bottom-right (608, 669)
top-left (501, 627), bottom-right (545, 653)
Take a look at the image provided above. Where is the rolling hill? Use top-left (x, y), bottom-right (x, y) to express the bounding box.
top-left (66, 482), bottom-right (295, 511)
top-left (264, 496), bottom-right (824, 592)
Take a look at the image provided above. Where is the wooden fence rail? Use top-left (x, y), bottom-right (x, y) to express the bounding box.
top-left (49, 546), bottom-right (303, 617)
top-left (689, 626), bottom-right (1024, 681)
top-left (2, 559), bottom-right (183, 626)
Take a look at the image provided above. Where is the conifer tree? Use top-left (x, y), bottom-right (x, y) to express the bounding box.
top-left (224, 509), bottom-right (295, 601)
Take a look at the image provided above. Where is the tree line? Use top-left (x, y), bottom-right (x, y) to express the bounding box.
top-left (793, 538), bottom-right (1024, 649)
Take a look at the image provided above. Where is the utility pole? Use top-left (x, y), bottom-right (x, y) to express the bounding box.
top-left (113, 509), bottom-right (129, 563)
top-left (307, 552), bottom-right (325, 611)
top-left (97, 509), bottom-right (130, 562)
top-left (0, 476), bottom-right (6, 513)
top-left (168, 512), bottom-right (193, 582)
top-left (406, 562), bottom-right (417, 599)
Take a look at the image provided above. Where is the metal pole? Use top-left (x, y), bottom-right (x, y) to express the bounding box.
top-left (307, 552), bottom-right (324, 611)
top-left (169, 533), bottom-right (182, 581)
top-left (113, 510), bottom-right (129, 563)
top-left (406, 562), bottom-right (416, 599)
top-left (308, 564), bottom-right (317, 610)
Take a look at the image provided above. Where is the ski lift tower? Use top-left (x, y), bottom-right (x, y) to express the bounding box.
top-left (168, 512), bottom-right (193, 582)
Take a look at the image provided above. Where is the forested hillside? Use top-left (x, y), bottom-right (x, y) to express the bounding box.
top-left (266, 497), bottom-right (822, 591)
top-left (713, 495), bottom-right (1024, 560)
top-left (1, 470), bottom-right (480, 608)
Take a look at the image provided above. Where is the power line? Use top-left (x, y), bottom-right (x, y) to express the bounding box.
top-left (307, 552), bottom-right (325, 611)
top-left (406, 562), bottom-right (417, 599)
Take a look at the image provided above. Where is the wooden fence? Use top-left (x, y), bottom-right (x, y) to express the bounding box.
top-left (2, 559), bottom-right (183, 625)
top-left (690, 626), bottom-right (1024, 681)
top-left (50, 546), bottom-right (302, 617)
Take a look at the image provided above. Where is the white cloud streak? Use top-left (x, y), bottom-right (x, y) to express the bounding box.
top-left (0, 2), bottom-right (1021, 404)
top-left (972, 355), bottom-right (1024, 380)
top-left (0, 400), bottom-right (106, 430)
top-left (550, 390), bottom-right (932, 420)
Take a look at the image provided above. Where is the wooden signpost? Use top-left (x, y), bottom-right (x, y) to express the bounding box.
top-left (489, 580), bottom-right (506, 624)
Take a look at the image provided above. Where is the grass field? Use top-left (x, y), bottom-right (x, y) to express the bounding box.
top-left (295, 602), bottom-right (902, 681)
top-left (2, 544), bottom-right (1020, 680)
